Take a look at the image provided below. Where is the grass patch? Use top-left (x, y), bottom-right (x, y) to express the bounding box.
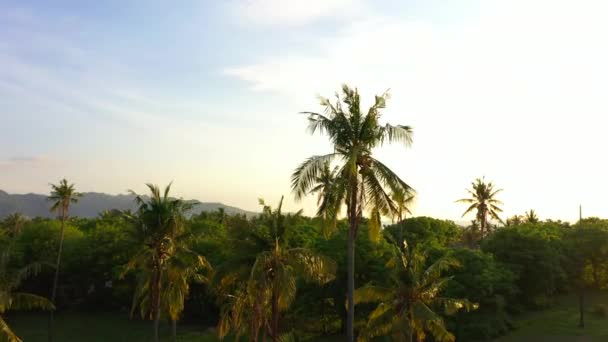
top-left (9, 292), bottom-right (608, 342)
top-left (6, 312), bottom-right (219, 342)
top-left (495, 291), bottom-right (608, 342)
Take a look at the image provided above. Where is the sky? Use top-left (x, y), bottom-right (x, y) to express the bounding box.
top-left (1, 0), bottom-right (607, 223)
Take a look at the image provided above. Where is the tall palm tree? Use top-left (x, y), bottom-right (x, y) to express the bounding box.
top-left (218, 197), bottom-right (336, 342)
top-left (457, 177), bottom-right (503, 239)
top-left (1, 250), bottom-right (55, 342)
top-left (525, 209), bottom-right (540, 224)
top-left (355, 246), bottom-right (477, 342)
top-left (47, 178), bottom-right (82, 342)
top-left (291, 85), bottom-right (414, 341)
top-left (122, 183), bottom-right (195, 342)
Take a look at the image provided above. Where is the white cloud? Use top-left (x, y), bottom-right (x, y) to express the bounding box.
top-left (227, 2), bottom-right (608, 107)
top-left (0, 156), bottom-right (58, 168)
top-left (226, 0), bottom-right (608, 221)
top-left (235, 0), bottom-right (361, 26)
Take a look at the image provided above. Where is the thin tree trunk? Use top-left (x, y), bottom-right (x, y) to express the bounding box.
top-left (347, 222), bottom-right (355, 342)
top-left (271, 277), bottom-right (279, 342)
top-left (171, 319), bottom-right (177, 342)
top-left (399, 213), bottom-right (406, 252)
top-left (579, 289), bottom-right (585, 328)
top-left (153, 262), bottom-right (162, 342)
top-left (321, 299), bottom-right (326, 335)
top-left (408, 308), bottom-right (414, 342)
top-left (346, 178), bottom-right (358, 342)
top-left (48, 207), bottom-right (66, 342)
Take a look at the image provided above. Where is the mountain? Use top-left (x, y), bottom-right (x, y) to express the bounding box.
top-left (0, 190), bottom-right (257, 219)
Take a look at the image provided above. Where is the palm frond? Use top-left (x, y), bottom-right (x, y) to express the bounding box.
top-left (288, 249), bottom-right (336, 284)
top-left (8, 293), bottom-right (54, 311)
top-left (0, 316), bottom-right (21, 342)
top-left (354, 285), bottom-right (392, 304)
top-left (436, 297), bottom-right (479, 315)
top-left (380, 124), bottom-right (414, 146)
top-left (358, 303), bottom-right (400, 342)
top-left (368, 208), bottom-right (382, 242)
top-left (422, 255), bottom-right (459, 283)
top-left (291, 154), bottom-right (338, 200)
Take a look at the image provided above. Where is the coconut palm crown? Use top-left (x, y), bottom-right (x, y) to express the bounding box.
top-left (218, 197), bottom-right (335, 342)
top-left (291, 85), bottom-right (415, 341)
top-left (122, 183), bottom-right (205, 342)
top-left (355, 244), bottom-right (477, 342)
top-left (457, 177), bottom-right (503, 239)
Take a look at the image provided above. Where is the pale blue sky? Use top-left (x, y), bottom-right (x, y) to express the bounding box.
top-left (1, 0), bottom-right (607, 222)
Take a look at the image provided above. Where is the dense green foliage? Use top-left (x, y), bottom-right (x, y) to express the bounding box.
top-left (3, 209), bottom-right (608, 341)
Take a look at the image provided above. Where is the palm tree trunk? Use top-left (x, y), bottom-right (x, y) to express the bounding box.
top-left (321, 299), bottom-right (326, 334)
top-left (152, 262), bottom-right (162, 342)
top-left (579, 289), bottom-right (585, 328)
top-left (346, 180), bottom-right (358, 342)
top-left (399, 213), bottom-right (406, 252)
top-left (408, 310), bottom-right (414, 342)
top-left (347, 223), bottom-right (355, 342)
top-left (171, 319), bottom-right (177, 342)
top-left (48, 207), bottom-right (66, 342)
top-left (271, 277), bottom-right (279, 342)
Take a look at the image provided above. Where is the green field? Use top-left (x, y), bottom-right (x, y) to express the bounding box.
top-left (6, 313), bottom-right (219, 342)
top-left (6, 291), bottom-right (608, 342)
top-left (495, 291), bottom-right (608, 342)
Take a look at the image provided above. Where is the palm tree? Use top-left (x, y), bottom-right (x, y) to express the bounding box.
top-left (525, 209), bottom-right (540, 224)
top-left (129, 235), bottom-right (211, 342)
top-left (392, 189), bottom-right (415, 250)
top-left (291, 85), bottom-right (414, 341)
top-left (218, 197), bottom-right (336, 342)
top-left (309, 161), bottom-right (341, 238)
top-left (505, 215), bottom-right (523, 227)
top-left (122, 183), bottom-right (196, 342)
top-left (1, 213), bottom-right (28, 238)
top-left (461, 220), bottom-right (481, 248)
top-left (165, 249), bottom-right (210, 342)
top-left (457, 177), bottom-right (503, 239)
top-left (355, 246), bottom-right (477, 342)
top-left (47, 178), bottom-right (82, 342)
top-left (1, 250), bottom-right (55, 342)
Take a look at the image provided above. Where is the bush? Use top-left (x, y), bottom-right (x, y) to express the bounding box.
top-left (481, 223), bottom-right (567, 309)
top-left (384, 216), bottom-right (461, 249)
top-left (443, 248), bottom-right (517, 340)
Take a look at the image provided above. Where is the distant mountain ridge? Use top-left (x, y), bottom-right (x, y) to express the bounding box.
top-left (0, 190), bottom-right (257, 219)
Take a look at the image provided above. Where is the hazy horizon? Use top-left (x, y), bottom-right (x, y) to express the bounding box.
top-left (2, 0), bottom-right (607, 223)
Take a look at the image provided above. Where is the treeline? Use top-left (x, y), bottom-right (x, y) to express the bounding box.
top-left (2, 206), bottom-right (608, 341)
